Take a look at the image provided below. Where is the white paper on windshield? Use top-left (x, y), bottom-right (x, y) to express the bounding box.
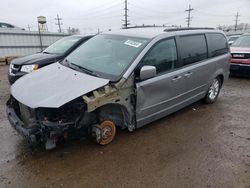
top-left (124, 40), bottom-right (142, 48)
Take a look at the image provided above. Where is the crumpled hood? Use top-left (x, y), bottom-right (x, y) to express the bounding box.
top-left (11, 63), bottom-right (109, 109)
top-left (11, 53), bottom-right (62, 66)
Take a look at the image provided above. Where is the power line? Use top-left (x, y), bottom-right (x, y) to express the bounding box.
top-left (234, 12), bottom-right (240, 31)
top-left (122, 0), bottom-right (130, 29)
top-left (55, 14), bottom-right (63, 33)
top-left (194, 9), bottom-right (233, 17)
top-left (129, 2), bottom-right (182, 15)
top-left (77, 2), bottom-right (123, 18)
top-left (78, 0), bottom-right (121, 15)
top-left (129, 12), bottom-right (185, 24)
top-left (66, 14), bottom-right (122, 22)
top-left (185, 4), bottom-right (194, 28)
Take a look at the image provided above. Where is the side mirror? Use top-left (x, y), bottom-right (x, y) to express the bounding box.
top-left (140, 65), bottom-right (156, 80)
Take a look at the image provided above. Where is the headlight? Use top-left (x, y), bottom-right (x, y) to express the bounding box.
top-left (9, 64), bottom-right (13, 73)
top-left (21, 64), bottom-right (39, 73)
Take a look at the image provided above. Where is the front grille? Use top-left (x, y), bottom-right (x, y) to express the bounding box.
top-left (231, 53), bottom-right (250, 59)
top-left (13, 64), bottom-right (20, 69)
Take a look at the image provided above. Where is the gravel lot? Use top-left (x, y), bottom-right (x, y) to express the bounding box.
top-left (0, 65), bottom-right (250, 188)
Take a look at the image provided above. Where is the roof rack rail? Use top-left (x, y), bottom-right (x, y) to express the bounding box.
top-left (164, 27), bottom-right (215, 32)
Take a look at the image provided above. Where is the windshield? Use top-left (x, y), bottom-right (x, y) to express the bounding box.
top-left (66, 34), bottom-right (149, 81)
top-left (228, 36), bottom-right (239, 42)
top-left (43, 36), bottom-right (82, 54)
top-left (231, 35), bottom-right (250, 47)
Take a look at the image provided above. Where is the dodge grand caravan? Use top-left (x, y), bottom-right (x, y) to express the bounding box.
top-left (7, 28), bottom-right (230, 149)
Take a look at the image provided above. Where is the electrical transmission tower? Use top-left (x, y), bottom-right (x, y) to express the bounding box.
top-left (55, 14), bottom-right (63, 33)
top-left (122, 0), bottom-right (130, 29)
top-left (234, 12), bottom-right (240, 31)
top-left (185, 4), bottom-right (194, 28)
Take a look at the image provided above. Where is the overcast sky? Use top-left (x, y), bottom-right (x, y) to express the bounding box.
top-left (1, 0), bottom-right (250, 34)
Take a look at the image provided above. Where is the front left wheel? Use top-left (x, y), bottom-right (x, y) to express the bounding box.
top-left (91, 120), bottom-right (116, 145)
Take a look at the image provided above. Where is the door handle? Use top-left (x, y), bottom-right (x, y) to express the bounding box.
top-left (184, 72), bottom-right (193, 78)
top-left (171, 75), bottom-right (182, 82)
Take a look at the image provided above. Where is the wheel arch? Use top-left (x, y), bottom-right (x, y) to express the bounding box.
top-left (207, 68), bottom-right (227, 90)
top-left (95, 103), bottom-right (132, 129)
top-left (217, 74), bottom-right (224, 85)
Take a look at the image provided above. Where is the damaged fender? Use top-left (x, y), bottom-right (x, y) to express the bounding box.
top-left (83, 76), bottom-right (136, 130)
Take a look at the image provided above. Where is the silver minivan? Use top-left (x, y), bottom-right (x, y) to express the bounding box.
top-left (7, 28), bottom-right (230, 149)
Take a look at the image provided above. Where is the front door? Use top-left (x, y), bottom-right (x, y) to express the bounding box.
top-left (136, 38), bottom-right (187, 127)
top-left (136, 34), bottom-right (211, 128)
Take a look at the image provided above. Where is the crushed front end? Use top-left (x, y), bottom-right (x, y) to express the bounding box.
top-left (6, 96), bottom-right (90, 150)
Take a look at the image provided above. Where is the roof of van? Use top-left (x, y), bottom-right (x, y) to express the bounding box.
top-left (106, 27), bottom-right (224, 39)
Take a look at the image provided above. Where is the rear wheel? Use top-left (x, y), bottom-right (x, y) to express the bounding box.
top-left (204, 77), bottom-right (221, 104)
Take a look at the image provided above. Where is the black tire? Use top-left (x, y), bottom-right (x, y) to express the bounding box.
top-left (204, 77), bottom-right (222, 104)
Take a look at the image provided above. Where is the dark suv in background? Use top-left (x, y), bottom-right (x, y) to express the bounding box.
top-left (8, 35), bottom-right (93, 84)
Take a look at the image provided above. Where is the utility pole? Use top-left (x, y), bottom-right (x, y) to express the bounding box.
top-left (122, 0), bottom-right (130, 29)
top-left (27, 25), bottom-right (31, 31)
top-left (185, 4), bottom-right (194, 28)
top-left (234, 12), bottom-right (240, 31)
top-left (55, 14), bottom-right (63, 33)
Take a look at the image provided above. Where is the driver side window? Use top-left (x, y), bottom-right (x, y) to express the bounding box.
top-left (140, 38), bottom-right (178, 74)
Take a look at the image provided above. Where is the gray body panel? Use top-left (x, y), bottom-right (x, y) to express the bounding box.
top-left (132, 29), bottom-right (230, 127)
top-left (11, 63), bottom-right (109, 108)
top-left (136, 54), bottom-right (230, 127)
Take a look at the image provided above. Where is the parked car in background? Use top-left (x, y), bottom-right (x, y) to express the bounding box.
top-left (230, 33), bottom-right (250, 76)
top-left (8, 35), bottom-right (93, 84)
top-left (7, 28), bottom-right (230, 150)
top-left (228, 35), bottom-right (241, 45)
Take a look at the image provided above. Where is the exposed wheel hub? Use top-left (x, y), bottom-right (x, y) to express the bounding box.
top-left (91, 120), bottom-right (116, 145)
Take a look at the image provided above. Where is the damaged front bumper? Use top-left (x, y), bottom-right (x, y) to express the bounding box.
top-left (6, 97), bottom-right (87, 149)
top-left (6, 104), bottom-right (39, 144)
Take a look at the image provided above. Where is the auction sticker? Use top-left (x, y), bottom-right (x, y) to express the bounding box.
top-left (124, 40), bottom-right (142, 48)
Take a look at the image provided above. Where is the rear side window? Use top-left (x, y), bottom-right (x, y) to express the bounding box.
top-left (179, 35), bottom-right (208, 66)
top-left (207, 33), bottom-right (229, 57)
top-left (140, 38), bottom-right (177, 74)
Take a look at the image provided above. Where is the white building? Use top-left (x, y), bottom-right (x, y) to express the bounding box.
top-left (0, 22), bottom-right (68, 60)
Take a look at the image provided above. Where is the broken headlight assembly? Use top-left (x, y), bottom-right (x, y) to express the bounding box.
top-left (37, 98), bottom-right (86, 127)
